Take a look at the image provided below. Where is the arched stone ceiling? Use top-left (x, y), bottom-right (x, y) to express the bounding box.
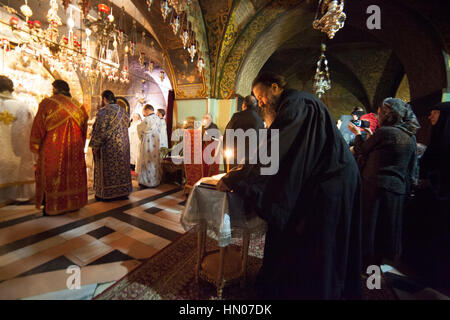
top-left (9, 0), bottom-right (450, 105)
top-left (254, 21), bottom-right (411, 117)
top-left (394, 0), bottom-right (450, 57)
top-left (262, 46), bottom-right (373, 109)
top-left (221, 0), bottom-right (311, 99)
top-left (202, 0), bottom-right (273, 97)
top-left (223, 0), bottom-right (448, 116)
top-left (372, 52), bottom-right (406, 109)
top-left (234, 3), bottom-right (317, 97)
top-left (396, 75), bottom-right (411, 103)
top-left (344, 0), bottom-right (447, 103)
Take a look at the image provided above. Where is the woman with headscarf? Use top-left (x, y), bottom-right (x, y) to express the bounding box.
top-left (404, 102), bottom-right (450, 291)
top-left (420, 102), bottom-right (450, 200)
top-left (349, 97), bottom-right (419, 268)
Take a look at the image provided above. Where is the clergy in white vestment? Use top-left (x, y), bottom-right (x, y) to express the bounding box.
top-left (129, 113), bottom-right (142, 171)
top-left (156, 108), bottom-right (168, 148)
top-left (137, 104), bottom-right (162, 187)
top-left (0, 75), bottom-right (35, 205)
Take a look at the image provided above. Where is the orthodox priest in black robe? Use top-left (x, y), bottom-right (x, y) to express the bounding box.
top-left (218, 72), bottom-right (362, 299)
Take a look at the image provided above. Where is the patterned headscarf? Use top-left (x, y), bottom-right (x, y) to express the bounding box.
top-left (382, 97), bottom-right (420, 136)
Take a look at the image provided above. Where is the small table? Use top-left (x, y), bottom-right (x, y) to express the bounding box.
top-left (180, 175), bottom-right (267, 299)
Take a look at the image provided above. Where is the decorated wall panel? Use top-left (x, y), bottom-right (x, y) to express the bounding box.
top-left (198, 0), bottom-right (234, 97)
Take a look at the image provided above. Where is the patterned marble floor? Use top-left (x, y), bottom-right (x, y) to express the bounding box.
top-left (0, 181), bottom-right (448, 300)
top-left (0, 181), bottom-right (187, 300)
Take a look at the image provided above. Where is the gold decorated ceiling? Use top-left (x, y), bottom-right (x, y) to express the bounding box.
top-left (9, 0), bottom-right (450, 100)
top-left (132, 0), bottom-right (314, 99)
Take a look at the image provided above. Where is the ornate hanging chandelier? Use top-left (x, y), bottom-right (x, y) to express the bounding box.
top-left (96, 37), bottom-right (119, 81)
top-left (46, 0), bottom-right (62, 47)
top-left (1, 0), bottom-right (173, 84)
top-left (312, 0), bottom-right (346, 39)
top-left (312, 43), bottom-right (331, 98)
top-left (83, 4), bottom-right (117, 46)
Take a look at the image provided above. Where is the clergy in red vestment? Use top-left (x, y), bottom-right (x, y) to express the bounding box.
top-left (30, 80), bottom-right (88, 215)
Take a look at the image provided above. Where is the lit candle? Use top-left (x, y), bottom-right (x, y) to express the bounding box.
top-left (224, 149), bottom-right (232, 173)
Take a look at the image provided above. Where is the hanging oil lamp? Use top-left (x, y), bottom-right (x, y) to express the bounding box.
top-left (161, 0), bottom-right (172, 21)
top-left (187, 42), bottom-right (196, 62)
top-left (181, 29), bottom-right (189, 49)
top-left (197, 57), bottom-right (205, 72)
top-left (172, 15), bottom-right (180, 34)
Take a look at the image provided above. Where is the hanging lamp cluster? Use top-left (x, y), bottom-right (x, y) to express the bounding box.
top-left (311, 0), bottom-right (346, 98)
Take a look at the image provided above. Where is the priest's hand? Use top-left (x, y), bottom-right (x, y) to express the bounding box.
top-left (216, 179), bottom-right (230, 192)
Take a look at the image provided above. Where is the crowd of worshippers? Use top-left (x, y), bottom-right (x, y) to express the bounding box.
top-left (216, 72), bottom-right (449, 299)
top-left (0, 77), bottom-right (170, 212)
top-left (1, 71), bottom-right (449, 299)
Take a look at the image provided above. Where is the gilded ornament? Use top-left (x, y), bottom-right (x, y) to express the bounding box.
top-left (0, 111), bottom-right (16, 125)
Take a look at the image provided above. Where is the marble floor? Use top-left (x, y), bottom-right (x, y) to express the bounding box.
top-left (0, 181), bottom-right (448, 300)
top-left (0, 181), bottom-right (187, 300)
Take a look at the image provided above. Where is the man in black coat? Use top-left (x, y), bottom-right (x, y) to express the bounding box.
top-left (217, 72), bottom-right (362, 299)
top-left (223, 95), bottom-right (265, 170)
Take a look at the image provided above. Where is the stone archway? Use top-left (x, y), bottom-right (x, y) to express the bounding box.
top-left (220, 0), bottom-right (447, 118)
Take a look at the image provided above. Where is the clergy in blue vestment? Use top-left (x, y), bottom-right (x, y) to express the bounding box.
top-left (90, 90), bottom-right (132, 200)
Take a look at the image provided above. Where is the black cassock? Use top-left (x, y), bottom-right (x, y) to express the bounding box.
top-left (222, 90), bottom-right (362, 299)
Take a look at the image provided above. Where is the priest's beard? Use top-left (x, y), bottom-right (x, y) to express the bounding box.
top-left (260, 94), bottom-right (278, 128)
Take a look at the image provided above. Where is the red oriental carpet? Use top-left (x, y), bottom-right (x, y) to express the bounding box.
top-left (93, 230), bottom-right (397, 300)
